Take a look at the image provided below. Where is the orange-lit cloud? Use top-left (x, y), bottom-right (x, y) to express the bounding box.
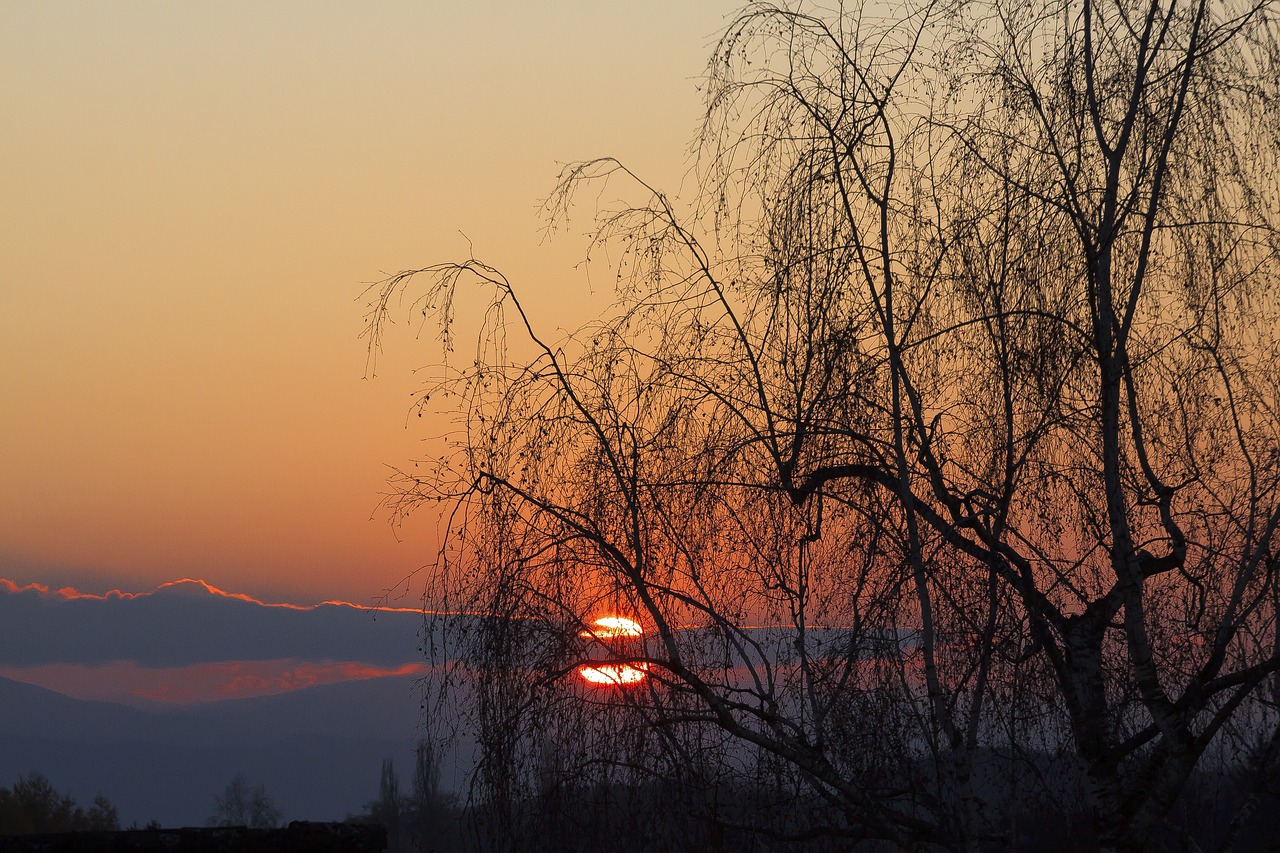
top-left (212, 660), bottom-right (428, 699)
top-left (0, 658), bottom-right (430, 707)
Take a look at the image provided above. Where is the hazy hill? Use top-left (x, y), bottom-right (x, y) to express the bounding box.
top-left (0, 674), bottom-right (438, 828)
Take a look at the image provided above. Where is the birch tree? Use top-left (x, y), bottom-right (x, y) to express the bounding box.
top-left (369, 1), bottom-right (1280, 849)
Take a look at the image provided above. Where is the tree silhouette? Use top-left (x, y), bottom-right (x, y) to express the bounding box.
top-left (208, 774), bottom-right (280, 829)
top-left (369, 0), bottom-right (1280, 849)
top-left (348, 750), bottom-right (460, 853)
top-left (409, 741), bottom-right (456, 848)
top-left (0, 772), bottom-right (118, 835)
top-left (374, 759), bottom-right (403, 853)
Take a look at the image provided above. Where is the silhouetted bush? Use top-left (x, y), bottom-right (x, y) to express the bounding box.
top-left (0, 771), bottom-right (118, 835)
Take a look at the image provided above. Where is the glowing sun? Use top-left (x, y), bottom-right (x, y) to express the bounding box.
top-left (577, 615), bottom-right (648, 687)
top-left (578, 662), bottom-right (651, 685)
top-left (578, 615), bottom-right (643, 639)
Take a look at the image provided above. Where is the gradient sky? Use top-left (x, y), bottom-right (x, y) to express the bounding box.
top-left (1, 1), bottom-right (738, 605)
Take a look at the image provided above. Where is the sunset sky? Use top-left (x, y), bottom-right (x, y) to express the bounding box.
top-left (1, 1), bottom-right (738, 606)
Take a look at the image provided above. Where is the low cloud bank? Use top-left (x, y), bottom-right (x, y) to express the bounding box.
top-left (0, 577), bottom-right (427, 668)
top-left (0, 659), bottom-right (431, 707)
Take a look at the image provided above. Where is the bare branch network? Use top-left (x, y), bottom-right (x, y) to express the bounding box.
top-left (367, 1), bottom-right (1280, 850)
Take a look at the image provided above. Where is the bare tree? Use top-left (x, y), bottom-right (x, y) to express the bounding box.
top-left (368, 0), bottom-right (1280, 850)
top-left (209, 774), bottom-right (281, 829)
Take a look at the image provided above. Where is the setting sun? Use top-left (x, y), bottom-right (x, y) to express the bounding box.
top-left (578, 662), bottom-right (649, 686)
top-left (577, 615), bottom-right (647, 686)
top-left (578, 616), bottom-right (643, 639)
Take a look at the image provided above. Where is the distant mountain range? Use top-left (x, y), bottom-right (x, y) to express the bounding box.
top-left (0, 673), bottom-right (458, 828)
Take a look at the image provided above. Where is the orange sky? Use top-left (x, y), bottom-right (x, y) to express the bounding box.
top-left (0, 2), bottom-right (738, 605)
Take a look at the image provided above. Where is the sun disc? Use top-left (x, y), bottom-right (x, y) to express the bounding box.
top-left (578, 662), bottom-right (649, 686)
top-left (578, 615), bottom-right (643, 639)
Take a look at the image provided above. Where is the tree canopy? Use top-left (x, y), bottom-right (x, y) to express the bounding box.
top-left (0, 772), bottom-right (118, 835)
